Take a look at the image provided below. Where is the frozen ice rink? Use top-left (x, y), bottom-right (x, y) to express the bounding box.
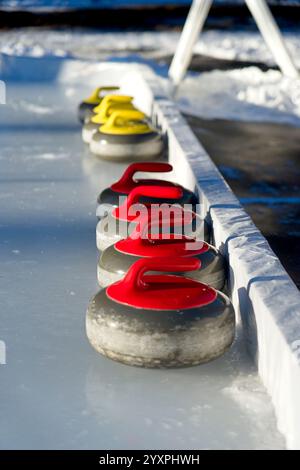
top-left (0, 63), bottom-right (285, 448)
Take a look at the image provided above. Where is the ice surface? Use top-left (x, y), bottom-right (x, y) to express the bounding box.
top-left (0, 62), bottom-right (285, 448)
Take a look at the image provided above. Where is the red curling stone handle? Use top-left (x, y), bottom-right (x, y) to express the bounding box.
top-left (114, 185), bottom-right (183, 220)
top-left (124, 257), bottom-right (201, 290)
top-left (111, 162), bottom-right (173, 192)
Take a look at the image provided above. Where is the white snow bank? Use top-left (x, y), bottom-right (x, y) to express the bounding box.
top-left (0, 29), bottom-right (299, 68)
top-left (1, 53), bottom-right (300, 127)
top-left (177, 67), bottom-right (300, 126)
top-left (193, 30), bottom-right (300, 68)
top-left (1, 28), bottom-right (300, 126)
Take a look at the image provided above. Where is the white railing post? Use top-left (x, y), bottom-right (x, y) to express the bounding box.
top-left (169, 0), bottom-right (298, 89)
top-left (245, 0), bottom-right (298, 78)
top-left (168, 0), bottom-right (213, 87)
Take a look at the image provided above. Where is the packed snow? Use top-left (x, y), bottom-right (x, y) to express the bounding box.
top-left (1, 29), bottom-right (299, 67)
top-left (1, 28), bottom-right (299, 126)
top-left (177, 67), bottom-right (300, 125)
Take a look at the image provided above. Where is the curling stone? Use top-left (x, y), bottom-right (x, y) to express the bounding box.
top-left (82, 95), bottom-right (136, 144)
top-left (78, 86), bottom-right (119, 123)
top-left (96, 185), bottom-right (209, 251)
top-left (97, 161), bottom-right (197, 218)
top-left (86, 257), bottom-right (235, 368)
top-left (89, 109), bottom-right (164, 161)
top-left (97, 218), bottom-right (225, 290)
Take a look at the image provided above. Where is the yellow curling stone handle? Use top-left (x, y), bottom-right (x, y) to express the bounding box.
top-left (100, 109), bottom-right (152, 135)
top-left (91, 95), bottom-right (136, 125)
top-left (93, 94), bottom-right (133, 114)
top-left (84, 86), bottom-right (119, 105)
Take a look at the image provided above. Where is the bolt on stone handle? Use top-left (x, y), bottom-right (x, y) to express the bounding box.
top-left (124, 257), bottom-right (201, 290)
top-left (126, 185), bottom-right (182, 206)
top-left (114, 185), bottom-right (183, 220)
top-left (101, 94), bottom-right (133, 108)
top-left (94, 94), bottom-right (134, 119)
top-left (105, 109), bottom-right (145, 128)
top-left (85, 86), bottom-right (119, 104)
top-left (111, 162), bottom-right (173, 192)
